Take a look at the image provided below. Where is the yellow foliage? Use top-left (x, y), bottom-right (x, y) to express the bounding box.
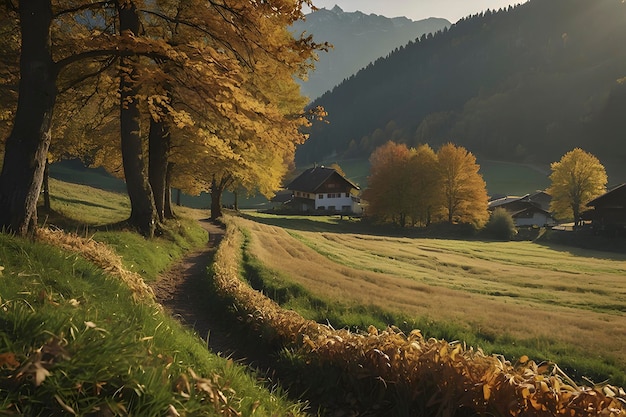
top-left (365, 142), bottom-right (489, 228)
top-left (547, 148), bottom-right (607, 222)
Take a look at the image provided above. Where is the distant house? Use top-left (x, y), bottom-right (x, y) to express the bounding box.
top-left (526, 191), bottom-right (552, 212)
top-left (283, 166), bottom-right (362, 214)
top-left (584, 183), bottom-right (626, 234)
top-left (488, 192), bottom-right (556, 227)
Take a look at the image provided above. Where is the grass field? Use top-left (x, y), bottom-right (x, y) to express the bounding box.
top-left (234, 211), bottom-right (626, 386)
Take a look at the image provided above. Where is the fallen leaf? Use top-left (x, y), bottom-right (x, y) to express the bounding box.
top-left (0, 352), bottom-right (20, 369)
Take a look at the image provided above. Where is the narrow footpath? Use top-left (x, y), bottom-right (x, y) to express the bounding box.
top-left (149, 218), bottom-right (325, 415)
top-left (149, 218), bottom-right (242, 358)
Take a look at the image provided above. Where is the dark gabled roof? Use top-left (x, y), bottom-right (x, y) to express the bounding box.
top-left (270, 190), bottom-right (293, 204)
top-left (285, 166), bottom-right (360, 193)
top-left (489, 191), bottom-right (552, 211)
top-left (510, 206), bottom-right (554, 218)
top-left (586, 183), bottom-right (626, 207)
top-left (488, 195), bottom-right (528, 209)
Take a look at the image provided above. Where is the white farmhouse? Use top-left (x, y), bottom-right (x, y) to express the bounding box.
top-left (284, 166), bottom-right (361, 214)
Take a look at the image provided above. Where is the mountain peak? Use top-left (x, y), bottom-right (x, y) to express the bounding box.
top-left (292, 9), bottom-right (450, 100)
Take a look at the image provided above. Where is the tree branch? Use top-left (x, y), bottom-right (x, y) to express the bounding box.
top-left (57, 56), bottom-right (117, 94)
top-left (52, 1), bottom-right (114, 19)
top-left (55, 47), bottom-right (173, 72)
top-left (138, 8), bottom-right (254, 68)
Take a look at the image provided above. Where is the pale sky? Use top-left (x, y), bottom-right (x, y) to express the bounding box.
top-left (307, 0), bottom-right (526, 23)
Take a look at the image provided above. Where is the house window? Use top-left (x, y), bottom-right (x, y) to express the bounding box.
top-left (345, 193), bottom-right (350, 198)
top-left (318, 194), bottom-right (324, 199)
top-left (342, 205), bottom-right (351, 212)
top-left (318, 206), bottom-right (325, 210)
top-left (328, 206), bottom-right (336, 212)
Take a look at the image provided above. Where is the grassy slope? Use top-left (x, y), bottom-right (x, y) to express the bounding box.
top-left (0, 181), bottom-right (306, 416)
top-left (234, 211), bottom-right (626, 387)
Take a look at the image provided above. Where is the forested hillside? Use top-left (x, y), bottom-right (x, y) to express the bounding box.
top-left (291, 6), bottom-right (449, 100)
top-left (298, 0), bottom-right (626, 174)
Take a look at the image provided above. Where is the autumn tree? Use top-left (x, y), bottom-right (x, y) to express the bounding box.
top-left (123, 0), bottom-right (324, 222)
top-left (0, 0), bottom-right (322, 236)
top-left (407, 144), bottom-right (439, 226)
top-left (363, 141), bottom-right (413, 226)
top-left (0, 1), bottom-right (58, 235)
top-left (547, 148), bottom-right (607, 226)
top-left (0, 0), bottom-right (176, 236)
top-left (435, 143), bottom-right (489, 227)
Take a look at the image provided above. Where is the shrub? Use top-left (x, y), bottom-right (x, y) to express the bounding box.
top-left (484, 208), bottom-right (517, 240)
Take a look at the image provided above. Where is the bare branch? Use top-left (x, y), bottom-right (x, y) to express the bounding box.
top-left (52, 2), bottom-right (114, 19)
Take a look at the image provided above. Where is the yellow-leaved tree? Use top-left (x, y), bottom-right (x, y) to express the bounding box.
top-left (363, 141), bottom-right (413, 227)
top-left (547, 148), bottom-right (607, 227)
top-left (364, 141), bottom-right (488, 228)
top-left (407, 144), bottom-right (439, 227)
top-left (435, 143), bottom-right (489, 228)
top-left (0, 0), bottom-right (325, 237)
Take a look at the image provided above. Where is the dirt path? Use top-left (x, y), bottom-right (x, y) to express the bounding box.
top-left (150, 218), bottom-right (244, 359)
top-left (150, 218), bottom-right (326, 413)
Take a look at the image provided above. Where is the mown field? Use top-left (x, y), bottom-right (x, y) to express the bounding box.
top-left (233, 212), bottom-right (626, 386)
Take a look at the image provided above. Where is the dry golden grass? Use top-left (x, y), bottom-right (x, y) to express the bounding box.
top-left (233, 215), bottom-right (626, 372)
top-left (212, 215), bottom-right (626, 416)
top-left (35, 227), bottom-right (155, 303)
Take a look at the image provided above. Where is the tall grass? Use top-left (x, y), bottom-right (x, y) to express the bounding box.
top-left (0, 182), bottom-right (308, 416)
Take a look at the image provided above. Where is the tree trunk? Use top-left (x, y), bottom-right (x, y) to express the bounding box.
top-left (164, 162), bottom-right (176, 219)
top-left (210, 185), bottom-right (223, 220)
top-left (43, 158), bottom-right (51, 211)
top-left (210, 175), bottom-right (233, 220)
top-left (118, 1), bottom-right (157, 237)
top-left (0, 0), bottom-right (56, 237)
top-left (210, 176), bottom-right (225, 220)
top-left (148, 117), bottom-right (170, 222)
